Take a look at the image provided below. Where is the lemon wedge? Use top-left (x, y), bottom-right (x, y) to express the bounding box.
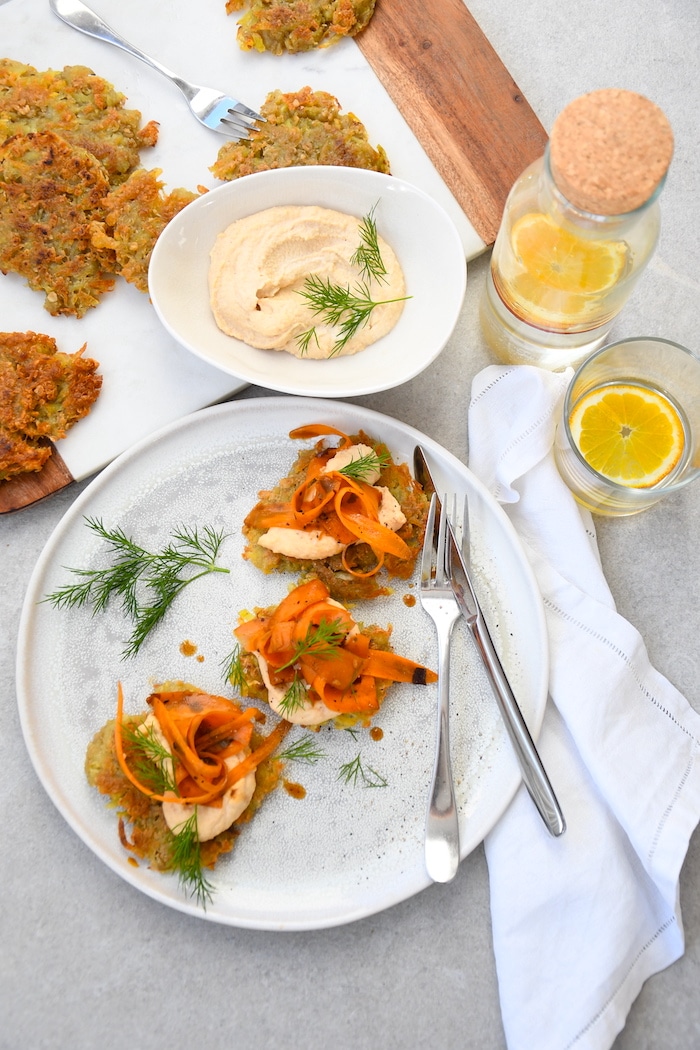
top-left (569, 382), bottom-right (685, 488)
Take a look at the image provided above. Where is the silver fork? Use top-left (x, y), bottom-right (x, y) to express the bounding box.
top-left (50, 0), bottom-right (262, 139)
top-left (419, 493), bottom-right (461, 883)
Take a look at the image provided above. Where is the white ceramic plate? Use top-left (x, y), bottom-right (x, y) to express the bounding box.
top-left (16, 398), bottom-right (547, 930)
top-left (148, 167), bottom-right (467, 397)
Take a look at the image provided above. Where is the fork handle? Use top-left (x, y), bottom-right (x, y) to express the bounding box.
top-left (50, 0), bottom-right (189, 95)
top-left (470, 616), bottom-right (566, 836)
top-left (425, 620), bottom-right (460, 883)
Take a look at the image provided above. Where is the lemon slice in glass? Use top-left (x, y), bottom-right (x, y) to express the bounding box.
top-left (507, 213), bottom-right (628, 327)
top-left (569, 382), bottom-right (685, 488)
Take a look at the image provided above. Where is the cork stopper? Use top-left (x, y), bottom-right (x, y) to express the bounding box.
top-left (549, 89), bottom-right (674, 215)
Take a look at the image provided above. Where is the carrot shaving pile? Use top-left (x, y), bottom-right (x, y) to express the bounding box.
top-left (235, 578), bottom-right (437, 715)
top-left (246, 423), bottom-right (411, 578)
top-left (114, 683), bottom-right (290, 806)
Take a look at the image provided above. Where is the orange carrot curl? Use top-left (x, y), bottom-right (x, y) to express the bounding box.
top-left (234, 579), bottom-right (437, 717)
top-left (114, 682), bottom-right (288, 805)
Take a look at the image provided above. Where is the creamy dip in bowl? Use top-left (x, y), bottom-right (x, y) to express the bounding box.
top-left (148, 166), bottom-right (466, 398)
top-left (208, 204), bottom-right (407, 358)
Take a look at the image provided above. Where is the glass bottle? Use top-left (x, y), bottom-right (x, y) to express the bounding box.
top-left (480, 89), bottom-right (674, 371)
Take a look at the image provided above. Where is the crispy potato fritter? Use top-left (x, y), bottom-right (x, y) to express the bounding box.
top-left (211, 86), bottom-right (389, 181)
top-left (90, 169), bottom-right (201, 294)
top-left (0, 59), bottom-right (168, 316)
top-left (0, 331), bottom-right (102, 481)
top-left (227, 0), bottom-right (376, 53)
top-left (0, 131), bottom-right (116, 317)
top-left (0, 59), bottom-right (158, 186)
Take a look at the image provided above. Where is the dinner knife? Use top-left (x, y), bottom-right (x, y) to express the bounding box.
top-left (414, 446), bottom-right (566, 838)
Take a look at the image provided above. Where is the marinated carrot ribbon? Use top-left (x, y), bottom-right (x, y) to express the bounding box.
top-left (114, 682), bottom-right (289, 805)
top-left (251, 424), bottom-right (411, 578)
top-left (235, 579), bottom-right (437, 716)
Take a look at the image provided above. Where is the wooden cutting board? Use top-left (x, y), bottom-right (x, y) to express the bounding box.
top-left (356, 0), bottom-right (548, 246)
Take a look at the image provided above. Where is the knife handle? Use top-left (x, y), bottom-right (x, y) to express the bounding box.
top-left (471, 618), bottom-right (566, 837)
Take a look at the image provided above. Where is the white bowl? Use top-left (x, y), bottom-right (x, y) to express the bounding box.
top-left (148, 166), bottom-right (467, 397)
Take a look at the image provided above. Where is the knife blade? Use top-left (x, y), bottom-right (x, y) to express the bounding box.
top-left (414, 446), bottom-right (566, 837)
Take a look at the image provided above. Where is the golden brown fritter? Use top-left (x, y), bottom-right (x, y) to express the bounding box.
top-left (0, 59), bottom-right (158, 187)
top-left (85, 713), bottom-right (284, 877)
top-left (211, 86), bottom-right (389, 181)
top-left (227, 0), bottom-right (376, 53)
top-left (90, 168), bottom-right (201, 294)
top-left (242, 430), bottom-right (428, 602)
top-left (0, 131), bottom-right (116, 317)
top-left (0, 330), bottom-right (101, 481)
top-left (0, 427), bottom-right (52, 483)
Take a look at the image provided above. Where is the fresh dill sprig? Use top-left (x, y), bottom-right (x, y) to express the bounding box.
top-left (351, 205), bottom-right (389, 284)
top-left (277, 734), bottom-right (327, 765)
top-left (296, 276), bottom-right (411, 357)
top-left (337, 448), bottom-right (390, 482)
top-left (278, 674), bottom-right (309, 718)
top-left (43, 518), bottom-right (230, 659)
top-left (276, 618), bottom-right (348, 672)
top-left (338, 752), bottom-right (388, 788)
top-left (121, 721), bottom-right (178, 796)
top-left (220, 643), bottom-right (246, 689)
top-left (296, 326), bottom-right (320, 355)
top-left (169, 810), bottom-right (214, 909)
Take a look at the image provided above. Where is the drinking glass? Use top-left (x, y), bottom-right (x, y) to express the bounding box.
top-left (554, 337), bottom-right (700, 515)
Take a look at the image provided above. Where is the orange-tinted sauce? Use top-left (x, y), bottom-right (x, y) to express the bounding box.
top-left (179, 640), bottom-right (197, 657)
top-left (283, 779), bottom-right (306, 799)
top-left (370, 726), bottom-right (384, 741)
top-left (402, 593), bottom-right (416, 607)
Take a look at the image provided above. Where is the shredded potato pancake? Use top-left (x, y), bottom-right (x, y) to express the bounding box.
top-left (211, 86), bottom-right (389, 181)
top-left (226, 0), bottom-right (376, 54)
top-left (90, 168), bottom-right (202, 294)
top-left (0, 59), bottom-right (158, 187)
top-left (0, 330), bottom-right (101, 481)
top-left (243, 425), bottom-right (429, 602)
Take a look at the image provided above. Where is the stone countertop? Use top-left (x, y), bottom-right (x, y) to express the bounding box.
top-left (2, 1), bottom-right (700, 1048)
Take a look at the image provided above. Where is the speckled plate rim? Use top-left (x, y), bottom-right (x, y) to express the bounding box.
top-left (15, 397), bottom-right (548, 930)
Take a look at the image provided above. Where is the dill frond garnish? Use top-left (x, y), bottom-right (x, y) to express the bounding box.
top-left (276, 618), bottom-right (348, 672)
top-left (338, 752), bottom-right (388, 788)
top-left (43, 518), bottom-right (229, 658)
top-left (277, 734), bottom-right (327, 764)
top-left (296, 276), bottom-right (411, 357)
top-left (221, 643), bottom-right (246, 689)
top-left (336, 448), bottom-right (390, 482)
top-left (168, 809), bottom-right (214, 909)
top-left (121, 721), bottom-right (178, 796)
top-left (351, 205), bottom-right (389, 284)
top-left (278, 674), bottom-right (308, 718)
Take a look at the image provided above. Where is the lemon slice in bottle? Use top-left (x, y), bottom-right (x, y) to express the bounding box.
top-left (569, 382), bottom-right (685, 488)
top-left (507, 213), bottom-right (628, 327)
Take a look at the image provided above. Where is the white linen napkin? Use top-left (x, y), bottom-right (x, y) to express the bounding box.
top-left (467, 364), bottom-right (700, 1050)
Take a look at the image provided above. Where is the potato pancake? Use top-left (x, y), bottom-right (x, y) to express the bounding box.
top-left (0, 427), bottom-right (52, 483)
top-left (0, 59), bottom-right (158, 186)
top-left (242, 429), bottom-right (429, 602)
top-left (211, 86), bottom-right (389, 181)
top-left (227, 0), bottom-right (376, 53)
top-left (91, 168), bottom-right (201, 293)
top-left (0, 131), bottom-right (116, 316)
top-left (0, 330), bottom-right (101, 481)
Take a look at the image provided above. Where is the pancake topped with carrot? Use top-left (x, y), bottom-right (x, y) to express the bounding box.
top-left (230, 578), bottom-right (437, 729)
top-left (242, 424), bottom-right (429, 602)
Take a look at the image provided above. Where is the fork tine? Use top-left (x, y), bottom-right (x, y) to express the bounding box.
top-left (435, 493), bottom-right (450, 587)
top-left (421, 493), bottom-right (437, 583)
top-left (228, 101), bottom-right (265, 122)
top-left (219, 112), bottom-right (261, 135)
